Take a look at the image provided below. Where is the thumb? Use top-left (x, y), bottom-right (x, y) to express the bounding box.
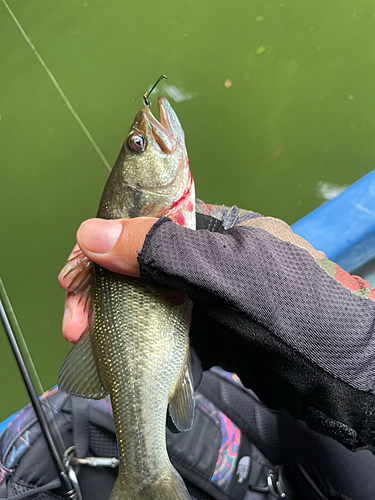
top-left (77, 217), bottom-right (158, 277)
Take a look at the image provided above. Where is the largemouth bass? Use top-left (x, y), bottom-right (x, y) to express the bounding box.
top-left (59, 98), bottom-right (195, 499)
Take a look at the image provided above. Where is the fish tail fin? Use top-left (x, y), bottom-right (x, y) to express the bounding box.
top-left (110, 468), bottom-right (191, 500)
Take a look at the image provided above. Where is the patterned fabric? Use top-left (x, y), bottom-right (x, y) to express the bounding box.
top-left (0, 369), bottom-right (277, 500)
top-left (0, 388), bottom-right (113, 486)
top-left (195, 200), bottom-right (261, 229)
top-left (0, 389), bottom-right (67, 486)
top-left (138, 200), bottom-right (375, 452)
top-left (195, 394), bottom-right (241, 491)
top-left (240, 214), bottom-right (375, 301)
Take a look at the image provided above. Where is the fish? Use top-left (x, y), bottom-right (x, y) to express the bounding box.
top-left (58, 97), bottom-right (196, 500)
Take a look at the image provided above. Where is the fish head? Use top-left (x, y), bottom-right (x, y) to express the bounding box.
top-left (98, 97), bottom-right (194, 226)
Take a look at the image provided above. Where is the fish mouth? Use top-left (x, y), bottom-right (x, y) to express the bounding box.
top-left (142, 97), bottom-right (181, 155)
top-left (138, 98), bottom-right (188, 196)
top-left (157, 97), bottom-right (183, 144)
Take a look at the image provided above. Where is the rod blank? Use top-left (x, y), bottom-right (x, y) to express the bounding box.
top-left (0, 282), bottom-right (76, 498)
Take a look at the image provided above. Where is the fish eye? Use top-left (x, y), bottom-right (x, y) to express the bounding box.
top-left (128, 133), bottom-right (146, 153)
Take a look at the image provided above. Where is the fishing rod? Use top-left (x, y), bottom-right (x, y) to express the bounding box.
top-left (0, 278), bottom-right (82, 500)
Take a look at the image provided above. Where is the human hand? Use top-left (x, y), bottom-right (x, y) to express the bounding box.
top-left (58, 217), bottom-right (157, 343)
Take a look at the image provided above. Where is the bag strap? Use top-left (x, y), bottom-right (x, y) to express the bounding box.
top-left (4, 479), bottom-right (61, 500)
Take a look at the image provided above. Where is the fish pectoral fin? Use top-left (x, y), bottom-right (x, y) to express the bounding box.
top-left (64, 251), bottom-right (92, 313)
top-left (58, 325), bottom-right (108, 400)
top-left (168, 355), bottom-right (195, 432)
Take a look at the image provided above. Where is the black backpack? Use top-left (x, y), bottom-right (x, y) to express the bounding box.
top-left (0, 368), bottom-right (293, 500)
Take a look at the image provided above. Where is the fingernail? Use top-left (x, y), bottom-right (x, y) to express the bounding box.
top-left (78, 219), bottom-right (122, 254)
top-left (62, 307), bottom-right (71, 331)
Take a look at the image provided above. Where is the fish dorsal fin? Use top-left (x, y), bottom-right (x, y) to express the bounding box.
top-left (58, 325), bottom-right (108, 400)
top-left (168, 353), bottom-right (195, 431)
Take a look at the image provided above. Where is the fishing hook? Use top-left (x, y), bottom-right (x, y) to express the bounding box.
top-left (133, 75), bottom-right (168, 107)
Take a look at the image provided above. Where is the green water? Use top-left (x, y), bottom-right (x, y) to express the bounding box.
top-left (1, 0), bottom-right (375, 421)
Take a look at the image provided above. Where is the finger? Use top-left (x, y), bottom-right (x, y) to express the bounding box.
top-left (58, 244), bottom-right (91, 292)
top-left (62, 291), bottom-right (89, 343)
top-left (76, 217), bottom-right (158, 277)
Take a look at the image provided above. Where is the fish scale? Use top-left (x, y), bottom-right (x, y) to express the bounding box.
top-left (92, 267), bottom-right (193, 497)
top-left (59, 97), bottom-right (196, 499)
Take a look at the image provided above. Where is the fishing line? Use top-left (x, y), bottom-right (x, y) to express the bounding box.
top-left (143, 74), bottom-right (167, 106)
top-left (1, 0), bottom-right (112, 172)
top-left (132, 74), bottom-right (168, 106)
top-left (0, 278), bottom-right (44, 395)
top-left (0, 0), bottom-right (88, 463)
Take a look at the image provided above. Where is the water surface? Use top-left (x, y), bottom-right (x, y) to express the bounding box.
top-left (1, 0), bottom-right (375, 420)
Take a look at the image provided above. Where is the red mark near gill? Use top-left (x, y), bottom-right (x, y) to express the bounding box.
top-left (170, 212), bottom-right (186, 227)
top-left (168, 171), bottom-right (193, 213)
